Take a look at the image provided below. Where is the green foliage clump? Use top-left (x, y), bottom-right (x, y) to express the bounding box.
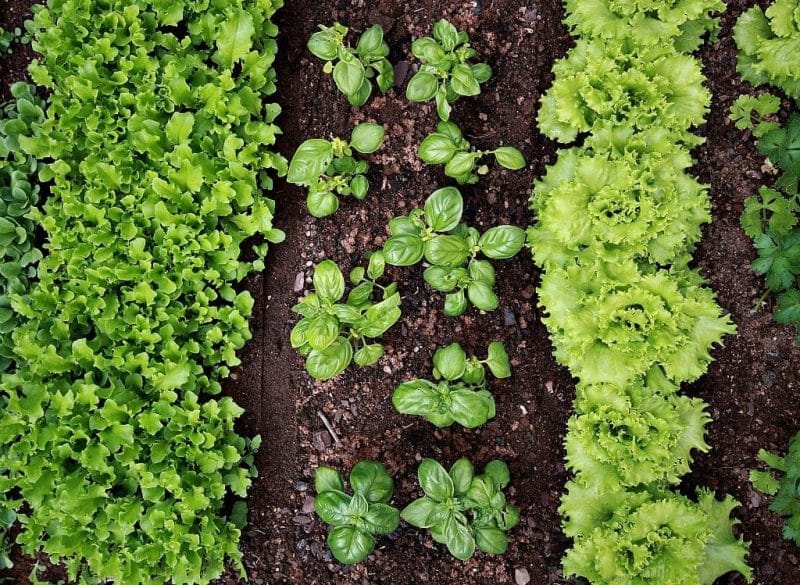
top-left (287, 123), bottom-right (385, 217)
top-left (401, 458), bottom-right (518, 560)
top-left (382, 187), bottom-right (525, 316)
top-left (392, 341), bottom-right (509, 428)
top-left (730, 93), bottom-right (781, 138)
top-left (313, 462), bottom-right (400, 564)
top-left (291, 256), bottom-right (401, 380)
top-left (750, 432), bottom-right (800, 545)
top-left (0, 1), bottom-right (288, 583)
top-left (307, 23), bottom-right (394, 107)
top-left (418, 120), bottom-right (526, 185)
top-left (733, 0), bottom-right (800, 103)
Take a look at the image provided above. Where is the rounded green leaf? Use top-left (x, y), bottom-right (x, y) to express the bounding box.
top-left (436, 87), bottom-right (453, 121)
top-left (350, 266), bottom-right (366, 285)
top-left (418, 459), bottom-right (454, 501)
top-left (478, 226), bottom-right (526, 259)
top-left (350, 461), bottom-right (394, 503)
top-left (493, 146), bottom-right (526, 170)
top-left (401, 497), bottom-right (438, 528)
top-left (451, 63), bottom-right (480, 97)
top-left (467, 280), bottom-right (499, 311)
top-left (290, 318), bottom-right (310, 349)
top-left (349, 175), bottom-right (369, 200)
top-left (443, 516), bottom-right (476, 560)
top-left (306, 314), bottom-right (340, 351)
top-left (373, 58), bottom-right (395, 92)
top-left (332, 303), bottom-right (362, 324)
top-left (444, 152), bottom-right (477, 180)
top-left (433, 343), bottom-right (467, 381)
top-left (383, 234), bottom-right (424, 266)
top-left (327, 525), bottom-right (375, 564)
top-left (307, 190), bottom-right (340, 218)
top-left (288, 139), bottom-right (334, 185)
top-left (449, 389), bottom-right (494, 428)
top-left (307, 31), bottom-right (339, 60)
top-left (315, 490), bottom-right (352, 526)
top-left (315, 466), bottom-right (345, 494)
top-left (449, 458), bottom-right (474, 497)
top-left (392, 380), bottom-right (439, 416)
top-left (433, 19), bottom-right (460, 51)
top-left (354, 343), bottom-right (384, 367)
top-left (367, 250), bottom-right (385, 280)
top-left (462, 360), bottom-right (486, 385)
top-left (468, 259), bottom-right (495, 286)
top-left (424, 187), bottom-right (463, 232)
top-left (419, 133), bottom-right (458, 164)
top-left (306, 337), bottom-right (353, 381)
top-left (389, 216), bottom-right (422, 236)
top-left (499, 504), bottom-right (520, 530)
top-left (363, 503), bottom-right (400, 535)
top-left (350, 123), bottom-right (385, 154)
top-left (472, 63), bottom-right (493, 84)
top-left (444, 290), bottom-right (468, 317)
top-left (411, 37), bottom-right (446, 63)
top-left (423, 266), bottom-right (466, 292)
top-left (424, 235), bottom-right (470, 267)
top-left (313, 260), bottom-right (345, 301)
top-left (406, 71), bottom-right (438, 102)
top-left (484, 460), bottom-right (510, 489)
top-left (356, 25), bottom-right (384, 56)
top-left (334, 59), bottom-right (366, 97)
top-left (475, 527), bottom-right (508, 555)
top-left (486, 341), bottom-right (511, 379)
top-left (348, 78), bottom-right (373, 107)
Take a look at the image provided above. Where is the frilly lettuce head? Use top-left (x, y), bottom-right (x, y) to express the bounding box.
top-left (529, 146), bottom-right (710, 270)
top-left (538, 260), bottom-right (736, 387)
top-left (563, 0), bottom-right (725, 51)
top-left (566, 381), bottom-right (711, 486)
top-left (561, 481), bottom-right (752, 585)
top-left (538, 40), bottom-right (711, 144)
top-left (733, 1), bottom-right (800, 102)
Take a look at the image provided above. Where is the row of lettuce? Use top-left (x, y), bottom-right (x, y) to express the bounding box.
top-left (0, 1), bottom-right (286, 582)
top-left (529, 1), bottom-right (753, 583)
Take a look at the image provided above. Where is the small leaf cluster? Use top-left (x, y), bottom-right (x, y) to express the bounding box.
top-left (406, 19), bottom-right (492, 121)
top-left (0, 496), bottom-right (13, 570)
top-left (291, 256), bottom-right (400, 380)
top-left (287, 123), bottom-right (385, 217)
top-left (0, 27), bottom-right (16, 53)
top-left (382, 187), bottom-right (525, 316)
top-left (419, 120), bottom-right (526, 185)
top-left (750, 431), bottom-right (800, 546)
top-left (307, 23), bottom-right (394, 107)
top-left (730, 93), bottom-right (781, 138)
top-left (401, 459), bottom-right (519, 560)
top-left (314, 462), bottom-right (400, 564)
top-left (392, 342), bottom-right (509, 428)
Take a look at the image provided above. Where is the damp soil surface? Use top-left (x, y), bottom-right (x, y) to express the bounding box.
top-left (2, 1), bottom-right (799, 584)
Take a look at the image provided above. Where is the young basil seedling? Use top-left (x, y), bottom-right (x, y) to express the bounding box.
top-left (314, 461), bottom-right (400, 564)
top-left (392, 341), bottom-right (510, 428)
top-left (287, 123), bottom-right (385, 218)
top-left (382, 187), bottom-right (526, 315)
top-left (401, 458), bottom-right (519, 560)
top-left (405, 19), bottom-right (492, 121)
top-left (291, 255), bottom-right (401, 380)
top-left (419, 120), bottom-right (526, 184)
top-left (307, 22), bottom-right (394, 107)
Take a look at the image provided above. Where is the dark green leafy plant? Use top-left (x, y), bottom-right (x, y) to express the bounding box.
top-left (287, 123), bottom-right (385, 217)
top-left (0, 27), bottom-right (15, 53)
top-left (382, 187), bottom-right (525, 316)
top-left (757, 112), bottom-right (800, 196)
top-left (291, 256), bottom-right (401, 380)
top-left (401, 458), bottom-right (519, 560)
top-left (314, 462), bottom-right (400, 564)
top-left (418, 121), bottom-right (526, 184)
top-left (730, 93), bottom-right (781, 138)
top-left (405, 19), bottom-right (492, 121)
top-left (392, 341), bottom-right (509, 428)
top-left (307, 23), bottom-right (394, 107)
top-left (750, 431), bottom-right (800, 545)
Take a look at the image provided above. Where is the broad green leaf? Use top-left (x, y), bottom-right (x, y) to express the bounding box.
top-left (449, 459), bottom-right (474, 497)
top-left (444, 290), bottom-right (468, 317)
top-left (354, 343), bottom-right (384, 366)
top-left (362, 503), bottom-right (400, 535)
top-left (419, 133), bottom-right (458, 164)
top-left (484, 460), bottom-right (511, 489)
top-left (424, 187), bottom-right (463, 232)
top-left (475, 527), bottom-right (508, 555)
top-left (432, 343), bottom-right (467, 381)
top-left (486, 342), bottom-right (511, 379)
top-left (401, 497), bottom-right (438, 528)
top-left (356, 25), bottom-right (384, 56)
top-left (350, 123), bottom-right (385, 154)
top-left (451, 63), bottom-right (480, 97)
top-left (166, 112), bottom-right (194, 144)
top-left (314, 491), bottom-right (353, 526)
top-left (313, 260), bottom-right (345, 302)
top-left (468, 281), bottom-right (499, 311)
top-left (449, 389), bottom-right (494, 428)
top-left (392, 380), bottom-right (440, 416)
top-left (479, 226), bottom-right (526, 259)
top-left (418, 459), bottom-right (454, 501)
top-left (327, 526), bottom-right (375, 564)
top-left (306, 314), bottom-right (339, 351)
top-left (288, 139), bottom-right (334, 185)
top-left (433, 19), bottom-right (460, 51)
top-left (215, 11), bottom-right (255, 67)
top-left (307, 31), bottom-right (339, 60)
top-left (333, 60), bottom-right (366, 97)
top-left (383, 234), bottom-right (424, 266)
top-left (443, 515), bottom-right (476, 560)
top-left (307, 190), bottom-right (340, 218)
top-left (315, 467), bottom-right (345, 493)
top-left (424, 235), bottom-right (470, 267)
top-left (350, 461), bottom-right (394, 503)
top-left (493, 146), bottom-right (526, 170)
top-left (406, 71), bottom-right (438, 102)
top-left (306, 337), bottom-right (353, 380)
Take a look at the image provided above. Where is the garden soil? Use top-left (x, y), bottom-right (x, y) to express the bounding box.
top-left (1, 1), bottom-right (798, 584)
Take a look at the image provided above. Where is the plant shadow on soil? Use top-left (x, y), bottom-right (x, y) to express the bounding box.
top-left (2, 0), bottom-right (799, 584)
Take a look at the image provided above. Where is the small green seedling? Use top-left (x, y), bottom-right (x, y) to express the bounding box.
top-left (419, 120), bottom-right (526, 184)
top-left (307, 23), bottom-right (394, 107)
top-left (757, 113), bottom-right (800, 196)
top-left (392, 341), bottom-right (510, 428)
top-left (730, 93), bottom-right (781, 139)
top-left (287, 123), bottom-right (385, 217)
top-left (401, 458), bottom-right (519, 560)
top-left (405, 19), bottom-right (492, 120)
top-left (291, 255), bottom-right (401, 380)
top-left (314, 462), bottom-right (400, 564)
top-left (382, 187), bottom-right (525, 315)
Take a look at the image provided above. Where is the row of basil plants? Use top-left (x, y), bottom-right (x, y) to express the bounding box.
top-left (0, 1), bottom-right (287, 583)
top-left (529, 1), bottom-right (753, 583)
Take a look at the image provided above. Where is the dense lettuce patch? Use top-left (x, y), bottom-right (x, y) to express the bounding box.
top-left (0, 0), bottom-right (286, 582)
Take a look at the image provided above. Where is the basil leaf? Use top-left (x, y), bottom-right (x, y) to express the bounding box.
top-left (462, 360), bottom-right (486, 385)
top-left (307, 190), bottom-right (340, 218)
top-left (333, 59), bottom-right (366, 97)
top-left (361, 293), bottom-right (401, 337)
top-left (445, 152), bottom-right (477, 180)
top-left (388, 216), bottom-right (422, 236)
top-left (471, 62), bottom-right (493, 83)
top-left (423, 266), bottom-right (466, 292)
top-left (349, 175), bottom-right (369, 200)
top-left (356, 25), bottom-right (384, 56)
top-left (443, 515), bottom-right (476, 560)
top-left (327, 526), bottom-right (375, 565)
top-left (347, 281), bottom-right (374, 307)
top-left (432, 343), bottom-right (467, 381)
top-left (425, 234), bottom-right (470, 267)
top-left (373, 58), bottom-right (395, 92)
top-left (290, 318), bottom-right (311, 349)
top-left (435, 86), bottom-right (452, 121)
top-left (433, 19), bottom-right (460, 51)
top-left (467, 280), bottom-right (499, 311)
top-left (468, 259), bottom-right (496, 286)
top-left (313, 260), bottom-right (345, 302)
top-left (350, 123), bottom-right (385, 154)
top-left (418, 459), bottom-right (454, 501)
top-left (444, 289), bottom-right (468, 317)
top-left (424, 187), bottom-right (463, 232)
top-left (350, 461), bottom-right (394, 504)
top-left (401, 497), bottom-right (438, 528)
top-left (306, 314), bottom-right (339, 351)
top-left (484, 460), bottom-right (511, 489)
top-left (354, 343), bottom-right (384, 366)
top-left (315, 467), bottom-right (345, 494)
top-left (499, 504), bottom-right (521, 530)
top-left (392, 380), bottom-right (439, 416)
top-left (348, 77), bottom-right (373, 107)
top-left (475, 527), bottom-right (508, 555)
top-left (306, 337), bottom-right (353, 381)
top-left (411, 38), bottom-right (446, 63)
top-left (478, 226), bottom-right (526, 259)
top-left (493, 146), bottom-right (526, 170)
top-left (362, 503), bottom-right (400, 535)
top-left (383, 234), bottom-right (424, 266)
top-left (406, 71), bottom-right (438, 102)
top-left (315, 490), bottom-right (353, 526)
top-left (451, 63), bottom-right (480, 97)
top-left (486, 341), bottom-right (511, 379)
top-left (307, 31), bottom-right (338, 60)
top-left (449, 458), bottom-right (474, 497)
top-left (367, 251), bottom-right (385, 280)
top-left (449, 389), bottom-right (494, 428)
top-left (288, 139), bottom-right (334, 185)
top-left (332, 303), bottom-right (362, 324)
top-left (419, 133), bottom-right (458, 164)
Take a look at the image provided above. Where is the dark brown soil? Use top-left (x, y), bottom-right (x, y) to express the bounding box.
top-left (2, 1), bottom-right (799, 584)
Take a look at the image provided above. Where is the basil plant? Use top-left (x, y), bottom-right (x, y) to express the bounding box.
top-left (405, 19), bottom-right (492, 120)
top-left (392, 341), bottom-right (510, 428)
top-left (287, 123), bottom-right (385, 218)
top-left (401, 458), bottom-right (519, 560)
top-left (291, 254), bottom-right (401, 380)
top-left (419, 121), bottom-right (526, 185)
top-left (314, 462), bottom-right (400, 564)
top-left (307, 22), bottom-right (394, 107)
top-left (382, 186), bottom-right (526, 316)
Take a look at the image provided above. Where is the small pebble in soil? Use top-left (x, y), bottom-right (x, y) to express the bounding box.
top-left (293, 272), bottom-right (305, 292)
top-left (503, 307), bottom-right (517, 327)
top-left (295, 480), bottom-right (308, 492)
top-left (515, 568), bottom-right (531, 585)
top-left (394, 60), bottom-right (409, 87)
top-left (762, 371), bottom-right (776, 388)
top-left (312, 430), bottom-right (332, 451)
